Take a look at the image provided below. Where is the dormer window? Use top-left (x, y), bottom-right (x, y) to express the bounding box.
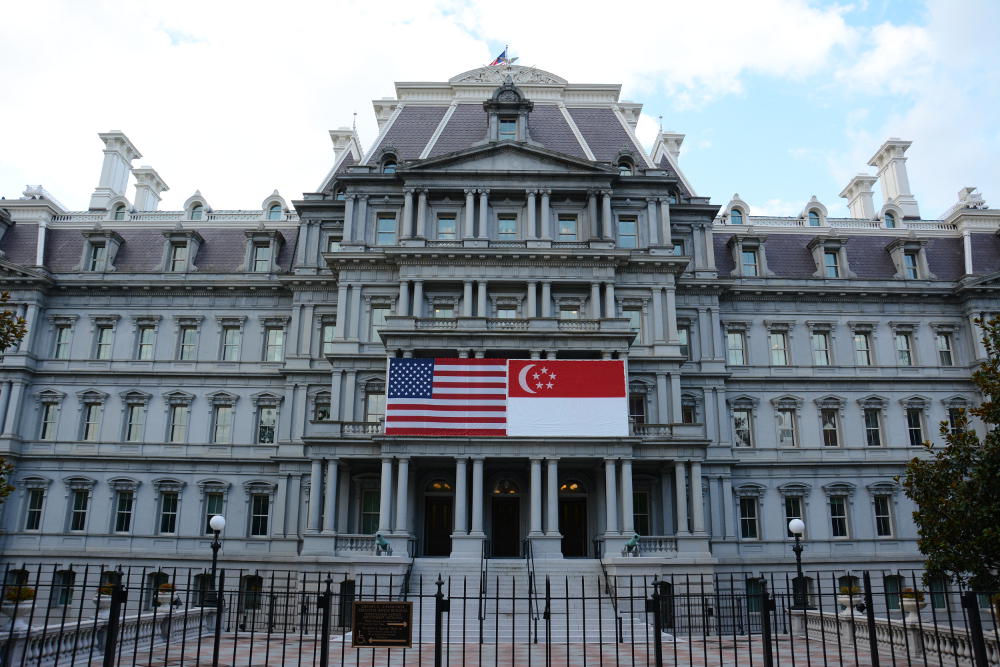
top-left (267, 204), bottom-right (282, 221)
top-left (903, 252), bottom-right (918, 279)
top-left (161, 229), bottom-right (203, 273)
top-left (886, 238), bottom-right (934, 281)
top-left (81, 230), bottom-right (124, 273)
top-left (808, 210), bottom-right (820, 227)
top-left (113, 205), bottom-right (126, 221)
top-left (381, 159), bottom-right (397, 174)
top-left (884, 212), bottom-right (896, 228)
top-left (169, 243), bottom-right (188, 272)
top-left (252, 243), bottom-right (272, 272)
top-left (190, 204), bottom-right (204, 221)
top-left (484, 76), bottom-right (533, 143)
top-left (334, 187), bottom-right (346, 201)
top-left (498, 117), bottom-right (517, 141)
top-left (243, 229), bottom-right (284, 273)
top-left (731, 208), bottom-right (743, 225)
top-left (89, 243), bottom-right (107, 271)
top-left (617, 159), bottom-right (634, 177)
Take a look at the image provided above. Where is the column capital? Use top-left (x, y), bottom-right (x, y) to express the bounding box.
top-left (356, 194), bottom-right (369, 202)
top-left (601, 189), bottom-right (613, 197)
top-left (454, 455), bottom-right (470, 462)
top-left (529, 457), bottom-right (544, 463)
top-left (471, 456), bottom-right (486, 463)
top-left (646, 196), bottom-right (658, 203)
top-left (464, 188), bottom-right (476, 196)
top-left (526, 188), bottom-right (539, 196)
top-left (403, 187), bottom-right (416, 196)
top-left (478, 188), bottom-right (490, 195)
top-left (381, 455), bottom-right (394, 463)
top-left (587, 188), bottom-right (600, 197)
top-left (540, 188), bottom-right (552, 196)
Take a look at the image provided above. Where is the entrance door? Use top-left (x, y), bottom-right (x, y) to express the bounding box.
top-left (491, 497), bottom-right (520, 557)
top-left (559, 498), bottom-right (588, 557)
top-left (424, 496), bottom-right (453, 556)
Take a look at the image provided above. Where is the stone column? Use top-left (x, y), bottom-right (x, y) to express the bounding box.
top-left (343, 370), bottom-right (357, 421)
top-left (412, 280), bottom-right (424, 318)
top-left (323, 458), bottom-right (339, 532)
top-left (527, 281), bottom-right (537, 318)
top-left (656, 373), bottom-right (669, 424)
top-left (355, 195), bottom-right (368, 244)
top-left (389, 458), bottom-right (408, 535)
top-left (334, 283), bottom-right (348, 339)
top-left (665, 285), bottom-right (679, 343)
top-left (660, 199), bottom-right (672, 246)
top-left (397, 280), bottom-right (410, 316)
top-left (602, 190), bottom-right (613, 240)
top-left (698, 307), bottom-right (711, 359)
top-left (590, 282), bottom-right (601, 319)
top-left (330, 370), bottom-right (343, 421)
top-left (526, 190), bottom-right (537, 240)
top-left (546, 458), bottom-right (559, 535)
top-left (342, 194), bottom-right (356, 243)
top-left (710, 308), bottom-right (723, 361)
top-left (478, 189), bottom-right (489, 239)
top-left (530, 458), bottom-right (543, 535)
top-left (674, 462), bottom-right (689, 535)
top-left (604, 459), bottom-right (619, 534)
top-left (477, 281), bottom-right (487, 317)
top-left (661, 467), bottom-right (673, 534)
top-left (587, 190), bottom-right (598, 240)
top-left (378, 457), bottom-right (394, 534)
top-left (652, 288), bottom-right (665, 341)
top-left (690, 461), bottom-right (705, 534)
top-left (470, 458), bottom-right (485, 535)
top-left (721, 477), bottom-right (734, 539)
top-left (463, 281), bottom-right (473, 317)
top-left (621, 459), bottom-right (635, 534)
top-left (308, 459), bottom-right (323, 532)
top-left (464, 188), bottom-right (476, 239)
top-left (703, 224), bottom-right (715, 269)
top-left (604, 283), bottom-right (616, 318)
top-left (540, 190), bottom-right (551, 240)
top-left (415, 189), bottom-right (428, 238)
top-left (646, 198), bottom-right (659, 246)
top-left (670, 372), bottom-right (682, 424)
top-left (454, 458), bottom-right (468, 534)
top-left (541, 282), bottom-right (552, 317)
top-left (401, 188), bottom-right (414, 238)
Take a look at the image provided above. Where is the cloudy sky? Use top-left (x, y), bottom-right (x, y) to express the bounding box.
top-left (1, 0), bottom-right (997, 219)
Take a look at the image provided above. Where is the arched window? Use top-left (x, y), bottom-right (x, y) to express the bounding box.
top-left (808, 210), bottom-right (820, 226)
top-left (113, 205), bottom-right (126, 221)
top-left (731, 208), bottom-right (743, 225)
top-left (559, 479), bottom-right (585, 493)
top-left (618, 160), bottom-right (633, 176)
top-left (190, 204), bottom-right (204, 221)
top-left (492, 479), bottom-right (519, 495)
top-left (334, 187), bottom-right (346, 201)
top-left (426, 479), bottom-right (452, 492)
top-left (884, 212), bottom-right (896, 228)
top-left (381, 159), bottom-right (397, 174)
top-left (267, 204), bottom-right (282, 221)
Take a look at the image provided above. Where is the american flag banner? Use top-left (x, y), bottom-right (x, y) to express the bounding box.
top-left (385, 358), bottom-right (508, 436)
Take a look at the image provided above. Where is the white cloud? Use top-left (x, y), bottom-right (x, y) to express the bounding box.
top-left (749, 198), bottom-right (802, 217)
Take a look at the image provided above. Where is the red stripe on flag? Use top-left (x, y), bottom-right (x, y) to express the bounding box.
top-left (387, 403), bottom-right (506, 412)
top-left (386, 428), bottom-right (507, 436)
top-left (385, 415), bottom-right (506, 423)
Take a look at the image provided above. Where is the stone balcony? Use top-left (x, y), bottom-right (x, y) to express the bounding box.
top-left (305, 420), bottom-right (675, 440)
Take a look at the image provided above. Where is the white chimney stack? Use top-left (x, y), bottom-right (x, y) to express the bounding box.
top-left (838, 174), bottom-right (878, 219)
top-left (132, 166), bottom-right (169, 211)
top-left (89, 131), bottom-right (141, 210)
top-left (329, 128), bottom-right (358, 161)
top-left (868, 138), bottom-right (920, 218)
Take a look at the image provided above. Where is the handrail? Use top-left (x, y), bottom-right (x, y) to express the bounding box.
top-left (524, 538), bottom-right (541, 642)
top-left (399, 540), bottom-right (415, 601)
top-left (596, 539), bottom-right (623, 641)
top-left (477, 540), bottom-right (488, 623)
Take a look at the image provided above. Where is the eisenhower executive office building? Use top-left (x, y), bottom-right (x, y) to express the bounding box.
top-left (1, 65), bottom-right (998, 586)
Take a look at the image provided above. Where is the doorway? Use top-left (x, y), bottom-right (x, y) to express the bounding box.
top-left (491, 497), bottom-right (520, 557)
top-left (424, 496), bottom-right (453, 556)
top-left (559, 498), bottom-right (588, 557)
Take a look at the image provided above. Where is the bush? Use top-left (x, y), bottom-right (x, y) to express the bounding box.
top-left (839, 585), bottom-right (860, 595)
top-left (97, 584), bottom-right (115, 597)
top-left (157, 583), bottom-right (174, 592)
top-left (4, 586), bottom-right (35, 603)
top-left (900, 588), bottom-right (925, 602)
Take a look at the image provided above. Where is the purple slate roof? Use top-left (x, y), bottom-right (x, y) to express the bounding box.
top-left (1, 223), bottom-right (38, 265)
top-left (567, 108), bottom-right (641, 162)
top-left (375, 106), bottom-right (449, 161)
top-left (335, 153), bottom-right (356, 175)
top-left (427, 104), bottom-right (487, 158)
top-left (528, 105), bottom-right (586, 159)
top-left (657, 157), bottom-right (692, 198)
top-left (925, 238), bottom-right (965, 280)
top-left (971, 233), bottom-right (1000, 275)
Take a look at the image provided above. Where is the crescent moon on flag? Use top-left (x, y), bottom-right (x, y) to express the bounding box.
top-left (518, 364), bottom-right (536, 394)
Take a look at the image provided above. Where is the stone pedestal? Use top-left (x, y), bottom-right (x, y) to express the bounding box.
top-left (527, 534), bottom-right (563, 559)
top-left (450, 533), bottom-right (486, 558)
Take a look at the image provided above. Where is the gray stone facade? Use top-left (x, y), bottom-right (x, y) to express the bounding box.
top-left (0, 66), bottom-right (997, 583)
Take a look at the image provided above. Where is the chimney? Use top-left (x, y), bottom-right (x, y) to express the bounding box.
top-left (867, 138), bottom-right (920, 218)
top-left (838, 174), bottom-right (878, 219)
top-left (329, 128), bottom-right (358, 161)
top-left (89, 131), bottom-right (142, 210)
top-left (132, 166), bottom-right (169, 211)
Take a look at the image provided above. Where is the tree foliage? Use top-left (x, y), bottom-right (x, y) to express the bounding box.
top-left (0, 291), bottom-right (25, 503)
top-left (902, 316), bottom-right (1000, 592)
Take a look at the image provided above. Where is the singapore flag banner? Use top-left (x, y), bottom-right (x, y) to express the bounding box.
top-left (385, 358), bottom-right (628, 437)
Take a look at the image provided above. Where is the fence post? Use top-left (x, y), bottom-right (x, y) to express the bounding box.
top-left (212, 569), bottom-right (225, 667)
top-left (434, 575), bottom-right (449, 667)
top-left (319, 576), bottom-right (332, 667)
top-left (759, 578), bottom-right (774, 667)
top-left (961, 591), bottom-right (989, 667)
top-left (645, 579), bottom-right (663, 667)
top-left (544, 576), bottom-right (552, 667)
top-left (862, 571), bottom-right (881, 667)
top-left (101, 579), bottom-right (126, 667)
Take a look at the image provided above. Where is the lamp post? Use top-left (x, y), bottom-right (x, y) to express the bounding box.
top-left (788, 518), bottom-right (813, 609)
top-left (208, 514), bottom-right (225, 667)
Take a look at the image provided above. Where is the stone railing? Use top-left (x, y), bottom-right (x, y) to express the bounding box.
top-left (557, 319), bottom-right (599, 331)
top-left (905, 221), bottom-right (957, 231)
top-left (0, 607), bottom-right (215, 667)
top-left (334, 534), bottom-right (377, 554)
top-left (425, 240), bottom-right (463, 247)
top-left (551, 241), bottom-right (590, 248)
top-left (637, 536), bottom-right (678, 554)
top-left (791, 609), bottom-right (999, 665)
top-left (486, 318), bottom-right (530, 330)
top-left (489, 240), bottom-right (527, 248)
top-left (630, 423), bottom-right (673, 438)
top-left (52, 210), bottom-right (297, 224)
top-left (722, 217), bottom-right (955, 231)
top-left (386, 316), bottom-right (631, 334)
top-left (416, 318), bottom-right (458, 329)
top-left (342, 421), bottom-right (384, 435)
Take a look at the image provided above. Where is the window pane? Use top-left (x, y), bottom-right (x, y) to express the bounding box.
top-left (741, 250), bottom-right (758, 276)
top-left (83, 404), bottom-right (102, 441)
top-left (874, 495), bottom-right (893, 537)
top-left (936, 334), bottom-right (953, 366)
top-left (906, 408), bottom-right (923, 446)
top-left (25, 489), bottom-right (44, 530)
top-left (205, 492), bottom-right (225, 533)
top-left (70, 490), bottom-right (89, 531)
top-left (821, 408), bottom-right (839, 447)
top-left (769, 332), bottom-right (787, 365)
top-left (617, 218), bottom-right (637, 248)
top-left (895, 334), bottom-right (912, 365)
top-left (776, 408), bottom-right (797, 447)
top-left (726, 332), bottom-right (746, 365)
top-left (498, 118), bottom-right (516, 140)
top-left (265, 328), bottom-right (285, 361)
top-left (739, 497), bottom-right (758, 539)
top-left (253, 243), bottom-right (272, 272)
top-left (169, 405), bottom-right (189, 443)
top-left (558, 216), bottom-right (577, 241)
top-left (829, 496), bottom-right (848, 537)
top-left (159, 492), bottom-right (178, 533)
top-left (678, 328), bottom-right (690, 359)
top-left (437, 216), bottom-right (456, 240)
top-left (365, 390), bottom-right (386, 422)
top-left (250, 495), bottom-right (269, 536)
top-left (96, 327), bottom-right (113, 359)
top-left (370, 307), bottom-right (388, 343)
top-left (559, 308), bottom-right (578, 320)
top-left (360, 489), bottom-right (380, 534)
top-left (784, 496), bottom-right (803, 537)
top-left (115, 491), bottom-right (133, 532)
top-left (633, 492), bottom-right (650, 536)
top-left (854, 333), bottom-right (871, 365)
top-left (321, 323), bottom-right (336, 354)
top-left (864, 408), bottom-right (882, 447)
top-left (628, 393), bottom-right (646, 424)
top-left (812, 333), bottom-right (830, 365)
top-left (497, 216), bottom-right (517, 239)
top-left (376, 216), bottom-right (397, 245)
top-left (257, 406), bottom-right (277, 444)
top-left (170, 244), bottom-right (188, 271)
top-left (222, 327), bottom-right (241, 361)
top-left (54, 326), bottom-right (72, 359)
top-left (823, 251), bottom-right (839, 277)
top-left (730, 209), bottom-right (743, 225)
top-left (733, 409), bottom-right (753, 447)
top-left (214, 406), bottom-right (233, 443)
top-left (125, 404), bottom-right (144, 442)
top-left (40, 404), bottom-right (58, 440)
top-left (178, 327), bottom-right (197, 360)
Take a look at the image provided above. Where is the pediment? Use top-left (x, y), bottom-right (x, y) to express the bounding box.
top-left (409, 142), bottom-right (611, 174)
top-left (960, 270), bottom-right (1000, 289)
top-left (0, 258), bottom-right (50, 283)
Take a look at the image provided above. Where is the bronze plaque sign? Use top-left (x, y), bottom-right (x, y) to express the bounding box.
top-left (351, 601), bottom-right (413, 647)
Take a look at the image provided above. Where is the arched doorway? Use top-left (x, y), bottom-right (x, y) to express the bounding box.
top-left (490, 478), bottom-right (521, 557)
top-left (423, 478), bottom-right (454, 556)
top-left (559, 479), bottom-right (588, 557)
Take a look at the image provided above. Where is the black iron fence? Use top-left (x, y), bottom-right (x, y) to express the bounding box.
top-left (0, 563), bottom-right (997, 666)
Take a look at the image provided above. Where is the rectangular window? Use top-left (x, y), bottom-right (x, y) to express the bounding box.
top-left (496, 307), bottom-right (517, 319)
top-left (874, 495), bottom-right (893, 537)
top-left (250, 495), bottom-right (270, 536)
top-left (784, 496), bottom-right (803, 537)
top-left (264, 327), bottom-right (285, 361)
top-left (252, 243), bottom-right (272, 272)
top-left (672, 241), bottom-right (685, 256)
top-left (436, 216), bottom-right (457, 240)
top-left (213, 406), bottom-right (234, 444)
top-left (177, 326), bottom-right (198, 360)
top-left (257, 406), bottom-right (277, 444)
top-left (811, 332), bottom-right (831, 365)
top-left (53, 325), bottom-right (72, 359)
top-left (376, 214), bottom-right (397, 245)
top-left (365, 390), bottom-right (386, 422)
top-left (823, 250), bottom-right (840, 278)
top-left (39, 403), bottom-right (58, 440)
top-left (360, 489), bottom-right (380, 534)
top-left (370, 306), bottom-right (389, 343)
top-left (820, 408), bottom-right (840, 447)
top-left (498, 117), bottom-right (517, 141)
top-left (313, 401), bottom-right (331, 421)
top-left (895, 333), bottom-right (913, 366)
top-left (136, 326), bottom-right (155, 360)
top-left (169, 243), bottom-right (188, 271)
top-left (628, 393), bottom-right (646, 424)
top-left (624, 309), bottom-right (641, 333)
top-left (776, 408), bottom-right (798, 447)
top-left (326, 237), bottom-right (341, 253)
top-left (733, 408), bottom-right (754, 448)
top-left (114, 491), bottom-right (134, 533)
top-left (82, 403), bottom-right (102, 441)
top-left (221, 326), bottom-right (241, 361)
top-left (70, 490), bottom-right (88, 531)
top-left (124, 404), bottom-right (144, 442)
top-left (205, 492), bottom-right (224, 533)
top-left (741, 249), bottom-right (759, 276)
top-left (864, 408), bottom-right (883, 447)
top-left (159, 492), bottom-right (178, 534)
top-left (497, 215), bottom-right (517, 240)
top-left (432, 305), bottom-right (454, 319)
top-left (321, 323), bottom-right (336, 354)
top-left (88, 243), bottom-right (107, 271)
top-left (936, 333), bottom-right (954, 366)
top-left (617, 217), bottom-right (638, 248)
top-left (24, 488), bottom-right (44, 530)
top-left (168, 405), bottom-right (190, 443)
top-left (681, 405), bottom-right (697, 424)
top-left (559, 307), bottom-right (579, 320)
top-left (769, 331), bottom-right (788, 366)
top-left (739, 497), bottom-right (759, 539)
top-left (829, 496), bottom-right (849, 537)
top-left (726, 331), bottom-right (746, 365)
top-left (95, 326), bottom-right (113, 359)
top-left (903, 252), bottom-right (919, 279)
top-left (906, 408), bottom-right (924, 446)
top-left (633, 491), bottom-right (650, 536)
top-left (948, 407), bottom-right (964, 434)
top-left (557, 216), bottom-right (577, 241)
top-left (678, 327), bottom-right (690, 359)
top-left (854, 333), bottom-right (872, 366)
